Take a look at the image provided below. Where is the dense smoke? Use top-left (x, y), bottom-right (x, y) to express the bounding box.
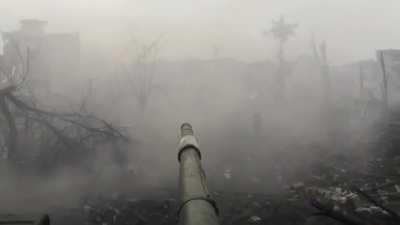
top-left (0, 0), bottom-right (397, 216)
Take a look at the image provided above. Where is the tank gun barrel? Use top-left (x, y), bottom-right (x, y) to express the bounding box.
top-left (177, 123), bottom-right (219, 225)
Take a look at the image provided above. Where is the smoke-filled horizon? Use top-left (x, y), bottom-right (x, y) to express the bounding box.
top-left (1, 0), bottom-right (399, 64)
top-left (0, 1), bottom-right (399, 220)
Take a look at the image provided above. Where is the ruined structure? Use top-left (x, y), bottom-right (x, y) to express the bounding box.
top-left (1, 19), bottom-right (80, 93)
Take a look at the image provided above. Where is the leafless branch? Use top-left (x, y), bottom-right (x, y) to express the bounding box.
top-left (310, 198), bottom-right (370, 225)
top-left (352, 186), bottom-right (400, 221)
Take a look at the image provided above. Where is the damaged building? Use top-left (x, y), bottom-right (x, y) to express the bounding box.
top-left (0, 19), bottom-right (80, 94)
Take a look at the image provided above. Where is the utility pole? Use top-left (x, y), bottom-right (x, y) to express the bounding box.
top-left (378, 51), bottom-right (389, 114)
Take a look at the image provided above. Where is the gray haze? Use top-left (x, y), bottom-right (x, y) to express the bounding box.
top-left (1, 0), bottom-right (399, 63)
top-left (0, 0), bottom-right (397, 214)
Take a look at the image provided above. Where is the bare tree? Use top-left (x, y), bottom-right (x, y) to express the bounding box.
top-left (264, 15), bottom-right (298, 101)
top-left (311, 36), bottom-right (331, 104)
top-left (120, 37), bottom-right (162, 114)
top-left (0, 43), bottom-right (127, 168)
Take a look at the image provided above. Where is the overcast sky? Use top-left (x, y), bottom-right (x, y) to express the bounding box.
top-left (0, 0), bottom-right (399, 64)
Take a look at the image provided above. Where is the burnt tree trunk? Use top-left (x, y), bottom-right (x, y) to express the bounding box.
top-left (0, 96), bottom-right (17, 160)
